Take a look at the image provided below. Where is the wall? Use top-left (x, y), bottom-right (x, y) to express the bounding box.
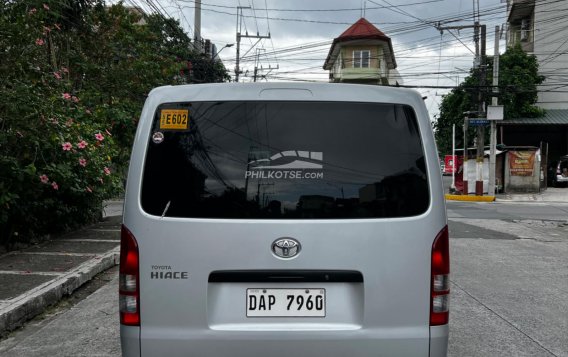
top-left (463, 158), bottom-right (489, 194)
top-left (533, 1), bottom-right (568, 109)
top-left (504, 150), bottom-right (541, 192)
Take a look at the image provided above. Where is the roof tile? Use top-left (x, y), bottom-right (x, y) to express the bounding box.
top-left (338, 18), bottom-right (389, 39)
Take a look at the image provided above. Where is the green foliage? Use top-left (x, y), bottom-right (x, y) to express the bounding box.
top-left (433, 44), bottom-right (545, 155)
top-left (497, 44), bottom-right (545, 119)
top-left (0, 0), bottom-right (229, 246)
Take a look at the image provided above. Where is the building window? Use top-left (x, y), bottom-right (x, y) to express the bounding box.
top-left (353, 50), bottom-right (370, 68)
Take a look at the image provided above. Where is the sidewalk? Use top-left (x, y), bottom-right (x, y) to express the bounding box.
top-left (0, 200), bottom-right (123, 337)
top-left (447, 187), bottom-right (568, 203)
top-left (496, 187), bottom-right (568, 203)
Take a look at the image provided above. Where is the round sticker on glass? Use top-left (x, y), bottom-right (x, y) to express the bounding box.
top-left (152, 131), bottom-right (165, 144)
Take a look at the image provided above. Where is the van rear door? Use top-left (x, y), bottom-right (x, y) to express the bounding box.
top-left (128, 99), bottom-right (446, 356)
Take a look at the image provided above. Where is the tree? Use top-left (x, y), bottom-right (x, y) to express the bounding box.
top-left (0, 0), bottom-right (230, 246)
top-left (433, 44), bottom-right (545, 155)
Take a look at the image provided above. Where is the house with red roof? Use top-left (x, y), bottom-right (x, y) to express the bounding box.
top-left (323, 18), bottom-right (401, 85)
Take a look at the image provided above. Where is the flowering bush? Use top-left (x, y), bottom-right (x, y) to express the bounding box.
top-left (0, 1), bottom-right (228, 246)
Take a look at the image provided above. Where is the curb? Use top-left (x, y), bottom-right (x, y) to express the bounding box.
top-left (0, 247), bottom-right (119, 337)
top-left (445, 194), bottom-right (496, 202)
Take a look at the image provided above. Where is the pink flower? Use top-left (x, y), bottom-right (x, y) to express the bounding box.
top-left (35, 38), bottom-right (44, 46)
top-left (103, 167), bottom-right (111, 176)
top-left (71, 96), bottom-right (79, 103)
top-left (79, 158), bottom-right (87, 167)
top-left (29, 8), bottom-right (37, 15)
top-left (53, 71), bottom-right (62, 80)
top-left (39, 174), bottom-right (49, 184)
top-left (95, 133), bottom-right (104, 141)
top-left (43, 3), bottom-right (50, 10)
top-left (62, 93), bottom-right (71, 100)
top-left (77, 140), bottom-right (87, 149)
top-left (51, 182), bottom-right (59, 190)
top-left (62, 142), bottom-right (72, 151)
top-left (86, 187), bottom-right (93, 193)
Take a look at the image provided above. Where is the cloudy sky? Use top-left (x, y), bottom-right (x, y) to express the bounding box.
top-left (130, 0), bottom-right (507, 120)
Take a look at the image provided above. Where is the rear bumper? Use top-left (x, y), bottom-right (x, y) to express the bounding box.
top-left (430, 324), bottom-right (449, 356)
top-left (120, 325), bottom-right (140, 357)
top-left (121, 327), bottom-right (446, 357)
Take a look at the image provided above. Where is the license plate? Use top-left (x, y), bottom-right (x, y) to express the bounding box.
top-left (246, 288), bottom-right (326, 317)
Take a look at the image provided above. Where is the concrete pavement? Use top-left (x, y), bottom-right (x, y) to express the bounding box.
top-left (0, 200), bottom-right (123, 337)
top-left (446, 188), bottom-right (568, 203)
top-left (496, 187), bottom-right (568, 203)
top-left (448, 221), bottom-right (568, 357)
top-left (0, 273), bottom-right (121, 356)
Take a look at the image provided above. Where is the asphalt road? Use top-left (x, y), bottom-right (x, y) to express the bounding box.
top-left (1, 200), bottom-right (567, 357)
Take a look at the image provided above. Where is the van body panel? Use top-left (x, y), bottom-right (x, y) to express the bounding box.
top-left (120, 326), bottom-right (140, 357)
top-left (121, 83), bottom-right (448, 356)
top-left (430, 325), bottom-right (450, 356)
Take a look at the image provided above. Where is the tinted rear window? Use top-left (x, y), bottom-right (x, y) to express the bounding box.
top-left (141, 101), bottom-right (429, 219)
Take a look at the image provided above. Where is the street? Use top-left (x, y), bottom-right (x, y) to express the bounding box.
top-left (1, 199), bottom-right (567, 356)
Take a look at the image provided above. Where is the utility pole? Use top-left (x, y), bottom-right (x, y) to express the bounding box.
top-left (452, 124), bottom-right (456, 191)
top-left (475, 24), bottom-right (486, 196)
top-left (194, 0), bottom-right (202, 52)
top-left (235, 6), bottom-right (270, 82)
top-left (463, 117), bottom-right (469, 193)
top-left (253, 48), bottom-right (262, 82)
top-left (489, 26), bottom-right (500, 196)
top-left (436, 21), bottom-right (483, 195)
top-left (253, 48), bottom-right (278, 82)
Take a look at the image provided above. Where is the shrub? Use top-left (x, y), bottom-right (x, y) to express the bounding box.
top-left (0, 0), bottom-right (229, 246)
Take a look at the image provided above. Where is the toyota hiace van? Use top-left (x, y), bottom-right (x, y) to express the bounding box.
top-left (120, 83), bottom-right (449, 356)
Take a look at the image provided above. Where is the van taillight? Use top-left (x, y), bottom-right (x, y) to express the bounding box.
top-left (430, 225), bottom-right (450, 326)
top-left (119, 225), bottom-right (140, 326)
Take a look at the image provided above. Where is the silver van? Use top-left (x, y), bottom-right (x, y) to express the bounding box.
top-left (120, 83), bottom-right (449, 356)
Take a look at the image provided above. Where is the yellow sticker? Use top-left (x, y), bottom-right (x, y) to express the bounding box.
top-left (160, 109), bottom-right (189, 130)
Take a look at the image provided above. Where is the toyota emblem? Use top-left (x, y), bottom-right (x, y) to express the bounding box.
top-left (272, 238), bottom-right (301, 258)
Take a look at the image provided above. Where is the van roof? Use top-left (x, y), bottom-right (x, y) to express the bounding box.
top-left (147, 82), bottom-right (424, 107)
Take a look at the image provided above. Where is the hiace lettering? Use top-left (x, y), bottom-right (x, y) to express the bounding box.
top-left (150, 265), bottom-right (188, 279)
top-left (150, 271), bottom-right (189, 279)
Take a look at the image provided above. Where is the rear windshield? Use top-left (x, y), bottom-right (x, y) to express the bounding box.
top-left (141, 101), bottom-right (429, 219)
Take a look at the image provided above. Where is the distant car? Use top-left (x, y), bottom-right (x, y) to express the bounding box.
top-left (549, 155), bottom-right (568, 187)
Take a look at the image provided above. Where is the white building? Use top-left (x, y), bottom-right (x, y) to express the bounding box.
top-left (502, 0), bottom-right (568, 180)
top-left (507, 0), bottom-right (568, 109)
